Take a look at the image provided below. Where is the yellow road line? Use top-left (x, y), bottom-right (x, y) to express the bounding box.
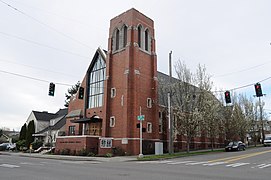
top-left (208, 149), bottom-right (271, 163)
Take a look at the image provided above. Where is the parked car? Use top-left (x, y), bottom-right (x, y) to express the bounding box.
top-left (264, 136), bottom-right (271, 146)
top-left (225, 141), bottom-right (246, 151)
top-left (0, 143), bottom-right (16, 151)
top-left (0, 143), bottom-right (8, 151)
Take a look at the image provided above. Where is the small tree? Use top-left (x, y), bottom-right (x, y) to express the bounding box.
top-left (26, 120), bottom-right (35, 148)
top-left (64, 81), bottom-right (80, 107)
top-left (173, 61), bottom-right (215, 153)
top-left (19, 123), bottom-right (27, 140)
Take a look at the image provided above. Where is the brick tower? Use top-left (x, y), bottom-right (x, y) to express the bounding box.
top-left (102, 8), bottom-right (158, 155)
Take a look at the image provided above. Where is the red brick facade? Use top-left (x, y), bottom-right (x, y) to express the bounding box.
top-left (56, 8), bottom-right (159, 155)
top-left (55, 8), bottom-right (224, 156)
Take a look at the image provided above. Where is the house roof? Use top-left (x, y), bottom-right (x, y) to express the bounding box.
top-left (55, 108), bottom-right (68, 117)
top-left (66, 109), bottom-right (82, 118)
top-left (34, 108), bottom-right (68, 134)
top-left (32, 111), bottom-right (56, 122)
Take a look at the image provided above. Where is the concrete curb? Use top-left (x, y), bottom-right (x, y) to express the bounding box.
top-left (0, 152), bottom-right (137, 162)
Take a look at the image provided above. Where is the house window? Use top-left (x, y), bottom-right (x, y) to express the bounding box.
top-left (147, 98), bottom-right (152, 108)
top-left (111, 88), bottom-right (116, 98)
top-left (68, 126), bottom-right (75, 135)
top-left (50, 119), bottom-right (55, 126)
top-left (147, 122), bottom-right (152, 133)
top-left (138, 25), bottom-right (142, 48)
top-left (145, 29), bottom-right (149, 51)
top-left (116, 29), bottom-right (120, 50)
top-left (88, 54), bottom-right (106, 108)
top-left (110, 116), bottom-right (115, 127)
top-left (123, 25), bottom-right (127, 48)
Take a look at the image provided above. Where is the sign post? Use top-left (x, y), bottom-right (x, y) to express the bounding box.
top-left (138, 107), bottom-right (144, 158)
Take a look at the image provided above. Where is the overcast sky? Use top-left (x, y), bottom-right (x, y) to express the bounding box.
top-left (1, 0), bottom-right (271, 131)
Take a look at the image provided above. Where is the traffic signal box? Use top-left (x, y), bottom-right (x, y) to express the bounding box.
top-left (225, 91), bottom-right (231, 104)
top-left (78, 87), bottom-right (84, 99)
top-left (254, 83), bottom-right (263, 97)
top-left (48, 83), bottom-right (55, 96)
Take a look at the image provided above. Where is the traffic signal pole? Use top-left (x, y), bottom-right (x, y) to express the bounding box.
top-left (254, 83), bottom-right (265, 144)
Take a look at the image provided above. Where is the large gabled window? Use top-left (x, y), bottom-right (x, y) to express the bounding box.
top-left (88, 54), bottom-right (106, 108)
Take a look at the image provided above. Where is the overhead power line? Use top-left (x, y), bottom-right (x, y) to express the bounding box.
top-left (0, 69), bottom-right (73, 86)
top-left (0, 31), bottom-right (90, 60)
top-left (0, 0), bottom-right (94, 50)
top-left (212, 76), bottom-right (271, 93)
top-left (214, 61), bottom-right (271, 78)
top-left (0, 58), bottom-right (81, 79)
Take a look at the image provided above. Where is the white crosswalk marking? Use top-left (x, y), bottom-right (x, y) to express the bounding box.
top-left (168, 161), bottom-right (195, 165)
top-left (186, 161), bottom-right (208, 165)
top-left (226, 163), bottom-right (250, 168)
top-left (136, 160), bottom-right (271, 170)
top-left (203, 162), bottom-right (225, 166)
top-left (137, 160), bottom-right (173, 164)
top-left (258, 164), bottom-right (271, 169)
top-left (0, 164), bottom-right (20, 168)
top-left (20, 162), bottom-right (44, 166)
top-left (252, 164), bottom-right (266, 169)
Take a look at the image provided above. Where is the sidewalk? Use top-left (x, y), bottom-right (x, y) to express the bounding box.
top-left (0, 151), bottom-right (137, 162)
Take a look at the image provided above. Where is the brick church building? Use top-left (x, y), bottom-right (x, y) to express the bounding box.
top-left (55, 8), bottom-right (224, 156)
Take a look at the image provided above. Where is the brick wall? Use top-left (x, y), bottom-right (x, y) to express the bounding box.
top-left (55, 136), bottom-right (99, 154)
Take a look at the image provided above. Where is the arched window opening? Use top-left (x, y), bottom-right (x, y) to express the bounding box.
top-left (138, 26), bottom-right (142, 48)
top-left (123, 26), bottom-right (127, 48)
top-left (145, 29), bottom-right (149, 51)
top-left (116, 29), bottom-right (120, 50)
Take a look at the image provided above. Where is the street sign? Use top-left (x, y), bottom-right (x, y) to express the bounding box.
top-left (137, 115), bottom-right (145, 121)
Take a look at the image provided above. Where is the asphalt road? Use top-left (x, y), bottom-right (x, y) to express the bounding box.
top-left (1, 147), bottom-right (271, 180)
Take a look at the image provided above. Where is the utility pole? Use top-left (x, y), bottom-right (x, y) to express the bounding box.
top-left (168, 51), bottom-right (173, 154)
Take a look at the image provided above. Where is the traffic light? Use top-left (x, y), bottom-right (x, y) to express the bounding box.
top-left (225, 91), bottom-right (231, 104)
top-left (48, 82), bottom-right (55, 96)
top-left (78, 87), bottom-right (84, 99)
top-left (254, 83), bottom-right (263, 97)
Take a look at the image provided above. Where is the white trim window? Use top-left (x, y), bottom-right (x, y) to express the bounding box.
top-left (110, 116), bottom-right (115, 127)
top-left (147, 122), bottom-right (152, 133)
top-left (147, 98), bottom-right (152, 108)
top-left (111, 88), bottom-right (116, 98)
